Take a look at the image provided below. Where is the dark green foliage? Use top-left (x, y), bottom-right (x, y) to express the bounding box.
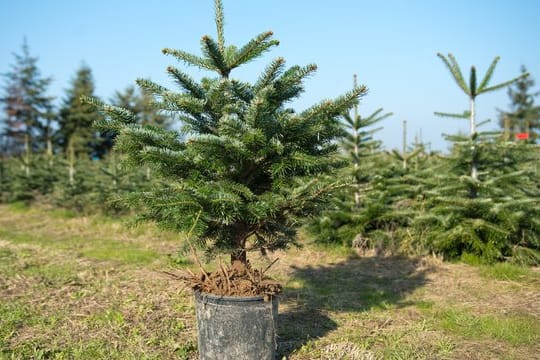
top-left (57, 65), bottom-right (103, 158)
top-left (86, 0), bottom-right (366, 263)
top-left (0, 39), bottom-right (55, 157)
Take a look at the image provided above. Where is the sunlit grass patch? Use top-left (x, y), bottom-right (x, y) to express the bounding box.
top-left (0, 227), bottom-right (160, 266)
top-left (478, 262), bottom-right (538, 282)
top-left (80, 242), bottom-right (158, 265)
top-left (435, 307), bottom-right (540, 345)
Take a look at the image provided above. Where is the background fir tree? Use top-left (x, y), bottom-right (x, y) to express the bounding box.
top-left (308, 75), bottom-right (393, 248)
top-left (0, 39), bottom-right (55, 166)
top-left (408, 117), bottom-right (540, 264)
top-left (58, 64), bottom-right (103, 185)
top-left (86, 0), bottom-right (367, 264)
top-left (0, 40), bottom-right (57, 200)
top-left (410, 57), bottom-right (539, 263)
top-left (110, 85), bottom-right (171, 128)
top-left (437, 53), bottom-right (528, 180)
top-left (499, 66), bottom-right (540, 142)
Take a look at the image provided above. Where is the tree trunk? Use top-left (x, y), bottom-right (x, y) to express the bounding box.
top-left (24, 133), bottom-right (31, 177)
top-left (68, 136), bottom-right (75, 185)
top-left (402, 120), bottom-right (407, 170)
top-left (231, 250), bottom-right (247, 265)
top-left (470, 98), bottom-right (478, 180)
top-left (46, 137), bottom-right (53, 167)
top-left (352, 74), bottom-right (361, 208)
top-left (0, 143), bottom-right (5, 202)
top-left (503, 115), bottom-right (510, 141)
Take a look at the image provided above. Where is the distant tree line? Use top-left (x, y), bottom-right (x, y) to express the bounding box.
top-left (0, 40), bottom-right (171, 210)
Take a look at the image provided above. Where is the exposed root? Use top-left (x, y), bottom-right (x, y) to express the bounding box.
top-left (179, 260), bottom-right (282, 298)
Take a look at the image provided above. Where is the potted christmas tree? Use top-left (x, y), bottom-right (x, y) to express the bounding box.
top-left (85, 1), bottom-right (366, 358)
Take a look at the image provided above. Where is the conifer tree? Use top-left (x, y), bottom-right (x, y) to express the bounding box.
top-left (308, 75), bottom-right (392, 247)
top-left (411, 131), bottom-right (540, 264)
top-left (390, 120), bottom-right (424, 170)
top-left (410, 96), bottom-right (540, 264)
top-left (0, 40), bottom-right (55, 173)
top-left (499, 66), bottom-right (540, 142)
top-left (342, 74), bottom-right (392, 208)
top-left (110, 85), bottom-right (171, 128)
top-left (58, 65), bottom-right (103, 184)
top-left (85, 0), bottom-right (366, 264)
top-left (437, 53), bottom-right (528, 179)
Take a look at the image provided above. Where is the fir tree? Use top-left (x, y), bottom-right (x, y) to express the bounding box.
top-left (437, 53), bottom-right (528, 179)
top-left (390, 120), bottom-right (424, 171)
top-left (308, 75), bottom-right (392, 247)
top-left (110, 85), bottom-right (171, 128)
top-left (342, 74), bottom-right (392, 208)
top-left (0, 39), bottom-right (55, 171)
top-left (499, 66), bottom-right (540, 142)
top-left (58, 64), bottom-right (103, 184)
top-left (86, 0), bottom-right (366, 264)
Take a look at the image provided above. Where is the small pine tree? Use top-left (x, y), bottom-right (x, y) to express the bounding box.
top-left (86, 0), bottom-right (366, 265)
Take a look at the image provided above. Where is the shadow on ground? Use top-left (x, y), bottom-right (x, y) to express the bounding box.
top-left (277, 255), bottom-right (432, 357)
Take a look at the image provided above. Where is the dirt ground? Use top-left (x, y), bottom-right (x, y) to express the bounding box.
top-left (1, 205), bottom-right (539, 359)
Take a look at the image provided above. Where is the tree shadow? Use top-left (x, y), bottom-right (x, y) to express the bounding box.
top-left (277, 254), bottom-right (432, 358)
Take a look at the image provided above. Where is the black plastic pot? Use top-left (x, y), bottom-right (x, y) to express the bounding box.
top-left (194, 291), bottom-right (278, 360)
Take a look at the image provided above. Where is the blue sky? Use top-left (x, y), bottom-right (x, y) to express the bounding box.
top-left (1, 0), bottom-right (539, 151)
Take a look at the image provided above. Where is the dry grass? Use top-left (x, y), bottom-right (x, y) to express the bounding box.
top-left (1, 204), bottom-right (539, 359)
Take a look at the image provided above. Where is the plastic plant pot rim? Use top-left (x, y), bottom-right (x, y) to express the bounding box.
top-left (194, 291), bottom-right (277, 303)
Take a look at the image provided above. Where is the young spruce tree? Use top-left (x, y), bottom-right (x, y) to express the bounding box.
top-left (85, 0), bottom-right (366, 265)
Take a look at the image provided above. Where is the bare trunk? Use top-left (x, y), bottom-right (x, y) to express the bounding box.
top-left (353, 124), bottom-right (360, 207)
top-left (231, 250), bottom-right (247, 265)
top-left (353, 74), bottom-right (361, 207)
top-left (24, 133), bottom-right (31, 177)
top-left (503, 114), bottom-right (510, 141)
top-left (0, 142), bottom-right (5, 202)
top-left (111, 150), bottom-right (118, 187)
top-left (46, 137), bottom-right (53, 167)
top-left (402, 120), bottom-right (407, 170)
top-left (68, 136), bottom-right (75, 186)
top-left (470, 98), bottom-right (478, 180)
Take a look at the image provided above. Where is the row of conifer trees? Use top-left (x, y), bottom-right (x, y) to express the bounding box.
top-left (1, 41), bottom-right (539, 265)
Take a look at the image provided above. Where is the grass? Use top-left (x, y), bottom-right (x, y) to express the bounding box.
top-left (1, 204), bottom-right (539, 359)
top-left (435, 308), bottom-right (540, 345)
top-left (478, 262), bottom-right (538, 282)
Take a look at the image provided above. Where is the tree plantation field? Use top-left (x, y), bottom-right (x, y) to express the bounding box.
top-left (1, 204), bottom-right (539, 360)
top-left (2, 1), bottom-right (540, 358)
